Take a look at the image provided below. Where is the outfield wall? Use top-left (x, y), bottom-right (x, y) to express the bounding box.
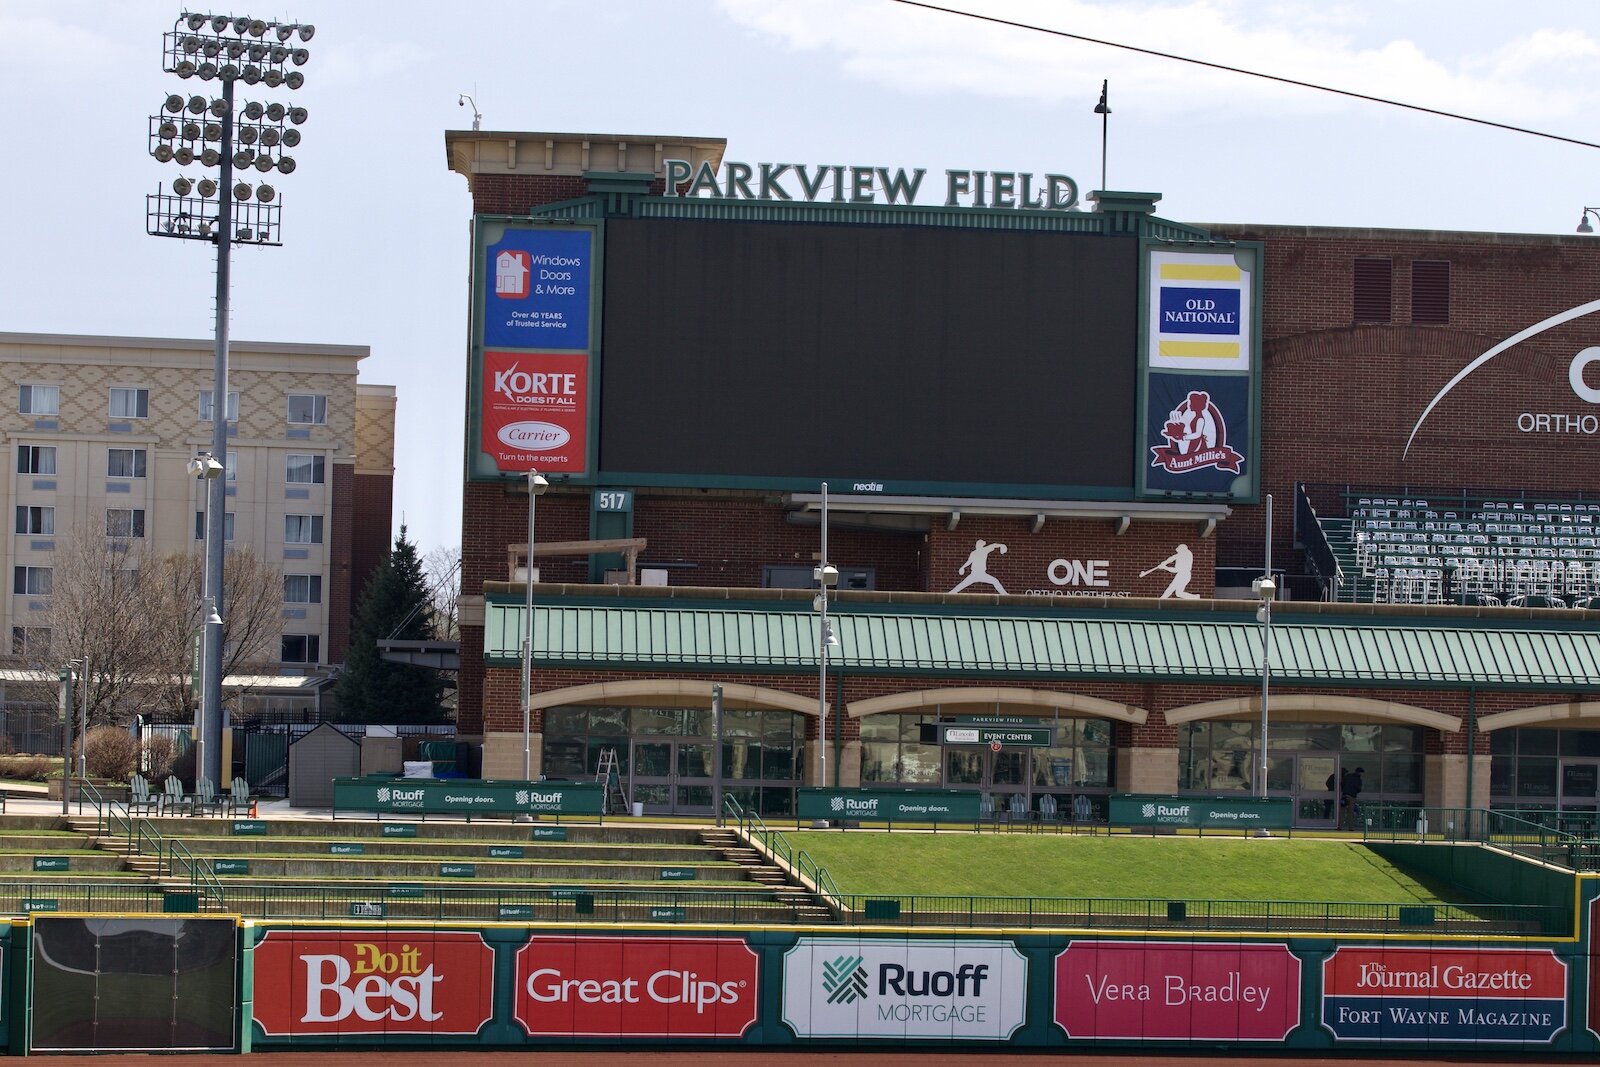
top-left (0, 885), bottom-right (1598, 1054)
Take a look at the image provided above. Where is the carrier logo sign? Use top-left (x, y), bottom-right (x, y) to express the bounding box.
top-left (252, 931), bottom-right (494, 1037)
top-left (1150, 389), bottom-right (1243, 475)
top-left (782, 938), bottom-right (1027, 1040)
top-left (1322, 946), bottom-right (1566, 1043)
top-left (1055, 940), bottom-right (1300, 1041)
top-left (480, 351), bottom-right (588, 475)
top-left (514, 936), bottom-right (758, 1038)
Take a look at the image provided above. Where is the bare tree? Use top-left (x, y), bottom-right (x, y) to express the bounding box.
top-left (423, 545), bottom-right (461, 641)
top-left (30, 525), bottom-right (284, 726)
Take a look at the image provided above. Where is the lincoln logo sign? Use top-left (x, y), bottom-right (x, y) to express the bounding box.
top-left (513, 935), bottom-right (759, 1038)
top-left (251, 931), bottom-right (495, 1037)
top-left (781, 938), bottom-right (1027, 1040)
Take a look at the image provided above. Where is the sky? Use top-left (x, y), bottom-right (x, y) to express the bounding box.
top-left (3, 0), bottom-right (1599, 559)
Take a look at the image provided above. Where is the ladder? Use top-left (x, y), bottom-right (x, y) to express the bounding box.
top-left (595, 748), bottom-right (629, 815)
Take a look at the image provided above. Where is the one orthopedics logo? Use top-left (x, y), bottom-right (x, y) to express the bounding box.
top-left (822, 955), bottom-right (869, 1004)
top-left (1150, 390), bottom-right (1244, 475)
top-left (950, 540), bottom-right (1008, 594)
top-left (1404, 297), bottom-right (1600, 457)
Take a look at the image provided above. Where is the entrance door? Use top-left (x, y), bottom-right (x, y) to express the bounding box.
top-left (629, 740), bottom-right (715, 815)
top-left (1295, 755), bottom-right (1340, 828)
top-left (1559, 760), bottom-right (1599, 832)
top-left (945, 747), bottom-right (1032, 817)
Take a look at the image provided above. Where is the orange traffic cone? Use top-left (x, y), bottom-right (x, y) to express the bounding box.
top-left (250, 801), bottom-right (257, 817)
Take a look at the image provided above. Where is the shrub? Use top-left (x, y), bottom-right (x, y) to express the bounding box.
top-left (0, 735), bottom-right (17, 757)
top-left (141, 735), bottom-right (177, 782)
top-left (1, 755), bottom-right (56, 782)
top-left (83, 726), bottom-right (139, 781)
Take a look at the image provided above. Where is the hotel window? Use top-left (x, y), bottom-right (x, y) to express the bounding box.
top-left (286, 454), bottom-right (325, 484)
top-left (107, 448), bottom-right (147, 478)
top-left (287, 393), bottom-right (327, 425)
top-left (16, 445), bottom-right (55, 475)
top-left (284, 514), bottom-right (323, 544)
top-left (281, 633), bottom-right (320, 663)
top-left (12, 566), bottom-right (52, 596)
top-left (194, 511), bottom-right (236, 541)
top-left (15, 506), bottom-right (53, 535)
top-left (284, 574), bottom-right (322, 603)
top-left (11, 626), bottom-right (49, 656)
top-left (109, 387), bottom-right (149, 419)
top-left (198, 390), bottom-right (240, 422)
top-left (225, 451), bottom-right (238, 481)
top-left (18, 385), bottom-right (59, 415)
top-left (105, 508), bottom-right (146, 538)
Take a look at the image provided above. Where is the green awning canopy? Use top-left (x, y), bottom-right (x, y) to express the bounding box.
top-left (484, 598), bottom-right (1600, 692)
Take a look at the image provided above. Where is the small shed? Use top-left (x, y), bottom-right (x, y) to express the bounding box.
top-left (287, 722), bottom-right (360, 807)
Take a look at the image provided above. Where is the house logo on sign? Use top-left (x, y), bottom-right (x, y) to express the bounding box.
top-left (495, 250), bottom-right (530, 298)
top-left (1151, 390), bottom-right (1244, 475)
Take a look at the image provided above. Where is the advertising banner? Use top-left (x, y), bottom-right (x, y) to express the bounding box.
top-left (1321, 946), bottom-right (1567, 1044)
top-left (479, 350), bottom-right (589, 475)
top-left (1147, 249), bottom-right (1252, 372)
top-left (1145, 373), bottom-right (1250, 494)
top-left (1054, 940), bottom-right (1300, 1041)
top-left (939, 725), bottom-right (1053, 747)
top-left (483, 227), bottom-right (593, 351)
top-left (1109, 794), bottom-right (1292, 830)
top-left (796, 789), bottom-right (981, 822)
top-left (332, 778), bottom-right (604, 817)
top-left (514, 935), bottom-right (758, 1038)
top-left (782, 937), bottom-right (1027, 1041)
top-left (252, 930), bottom-right (495, 1038)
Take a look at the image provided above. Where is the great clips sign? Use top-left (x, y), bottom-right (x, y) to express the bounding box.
top-left (1322, 946), bottom-right (1566, 1044)
top-left (252, 930), bottom-right (494, 1037)
top-left (514, 935), bottom-right (758, 1038)
top-left (1055, 940), bottom-right (1300, 1041)
top-left (480, 351), bottom-right (588, 475)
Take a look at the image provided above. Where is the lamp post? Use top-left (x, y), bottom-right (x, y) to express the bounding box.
top-left (148, 11), bottom-right (312, 791)
top-left (1253, 494), bottom-right (1276, 805)
top-left (522, 470), bottom-right (549, 784)
top-left (814, 483), bottom-right (839, 803)
top-left (1578, 207), bottom-right (1600, 234)
top-left (187, 451), bottom-right (224, 782)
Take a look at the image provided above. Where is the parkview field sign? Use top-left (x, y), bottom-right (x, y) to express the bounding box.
top-left (332, 778), bottom-right (604, 818)
top-left (797, 789), bottom-right (981, 823)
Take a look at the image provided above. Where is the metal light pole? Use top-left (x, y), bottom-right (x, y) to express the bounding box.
top-left (1254, 494), bottom-right (1276, 801)
top-left (148, 12), bottom-right (312, 790)
top-left (815, 483), bottom-right (839, 795)
top-left (522, 471), bottom-right (549, 783)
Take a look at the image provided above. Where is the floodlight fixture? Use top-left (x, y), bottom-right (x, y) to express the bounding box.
top-left (284, 71), bottom-right (303, 89)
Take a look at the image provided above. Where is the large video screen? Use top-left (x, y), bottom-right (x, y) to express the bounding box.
top-left (598, 218), bottom-right (1138, 495)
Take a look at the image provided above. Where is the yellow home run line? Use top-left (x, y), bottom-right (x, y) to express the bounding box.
top-left (1160, 264), bottom-right (1241, 281)
top-left (1158, 341), bottom-right (1241, 358)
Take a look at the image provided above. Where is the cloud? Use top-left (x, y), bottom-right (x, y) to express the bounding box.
top-left (716, 0), bottom-right (1600, 122)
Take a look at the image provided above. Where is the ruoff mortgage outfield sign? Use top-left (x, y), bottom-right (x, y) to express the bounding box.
top-left (796, 789), bottom-right (981, 823)
top-left (332, 778), bottom-right (603, 817)
top-left (1110, 794), bottom-right (1292, 830)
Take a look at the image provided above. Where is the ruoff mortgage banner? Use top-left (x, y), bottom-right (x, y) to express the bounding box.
top-left (781, 937), bottom-right (1027, 1041)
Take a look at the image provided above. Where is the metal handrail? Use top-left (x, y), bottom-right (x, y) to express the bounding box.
top-left (166, 839), bottom-right (225, 907)
top-left (723, 794), bottom-right (836, 910)
top-left (1294, 480), bottom-right (1344, 599)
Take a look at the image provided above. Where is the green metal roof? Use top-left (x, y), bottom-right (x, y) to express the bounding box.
top-left (483, 601), bottom-right (1600, 692)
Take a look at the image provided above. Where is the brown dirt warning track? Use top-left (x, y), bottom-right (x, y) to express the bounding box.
top-left (25, 1053), bottom-right (1585, 1066)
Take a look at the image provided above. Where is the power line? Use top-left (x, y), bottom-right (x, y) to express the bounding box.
top-left (891, 0), bottom-right (1600, 151)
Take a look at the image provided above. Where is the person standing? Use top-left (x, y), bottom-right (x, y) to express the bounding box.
top-left (1341, 767), bottom-right (1365, 830)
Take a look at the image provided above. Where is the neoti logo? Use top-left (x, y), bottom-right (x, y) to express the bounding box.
top-left (252, 931), bottom-right (494, 1037)
top-left (497, 422), bottom-right (570, 451)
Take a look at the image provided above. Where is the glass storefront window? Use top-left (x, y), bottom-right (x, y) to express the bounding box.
top-left (633, 708), bottom-right (682, 735)
top-left (1176, 720), bottom-right (1422, 803)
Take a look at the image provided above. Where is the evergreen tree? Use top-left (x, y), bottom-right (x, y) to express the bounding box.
top-left (334, 526), bottom-right (445, 722)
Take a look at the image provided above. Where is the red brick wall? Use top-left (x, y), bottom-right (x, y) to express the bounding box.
top-left (1207, 226), bottom-right (1600, 570)
top-left (328, 463), bottom-right (354, 663)
top-left (348, 470), bottom-right (393, 630)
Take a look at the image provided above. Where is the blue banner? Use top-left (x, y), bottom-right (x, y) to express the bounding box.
top-left (1159, 287), bottom-right (1241, 336)
top-left (483, 228), bottom-right (592, 350)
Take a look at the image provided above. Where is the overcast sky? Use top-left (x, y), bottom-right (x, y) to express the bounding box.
top-left (3, 0), bottom-right (1598, 558)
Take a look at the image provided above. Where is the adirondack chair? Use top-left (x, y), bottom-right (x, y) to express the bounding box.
top-left (977, 792), bottom-right (999, 831)
top-left (128, 773), bottom-right (162, 816)
top-left (227, 777), bottom-right (253, 816)
top-left (1007, 792), bottom-right (1031, 831)
top-left (162, 775), bottom-right (194, 816)
top-left (191, 777), bottom-right (226, 817)
top-left (1036, 794), bottom-right (1061, 833)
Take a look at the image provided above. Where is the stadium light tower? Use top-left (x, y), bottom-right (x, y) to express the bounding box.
top-left (148, 11), bottom-right (312, 789)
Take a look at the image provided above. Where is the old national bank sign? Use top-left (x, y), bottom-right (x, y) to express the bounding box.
top-left (663, 158), bottom-right (1080, 211)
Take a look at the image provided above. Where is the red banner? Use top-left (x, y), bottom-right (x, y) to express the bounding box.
top-left (1324, 946), bottom-right (1567, 1000)
top-left (1055, 940), bottom-right (1300, 1041)
top-left (480, 350), bottom-right (588, 474)
top-left (252, 930), bottom-right (494, 1037)
top-left (514, 935), bottom-right (759, 1038)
